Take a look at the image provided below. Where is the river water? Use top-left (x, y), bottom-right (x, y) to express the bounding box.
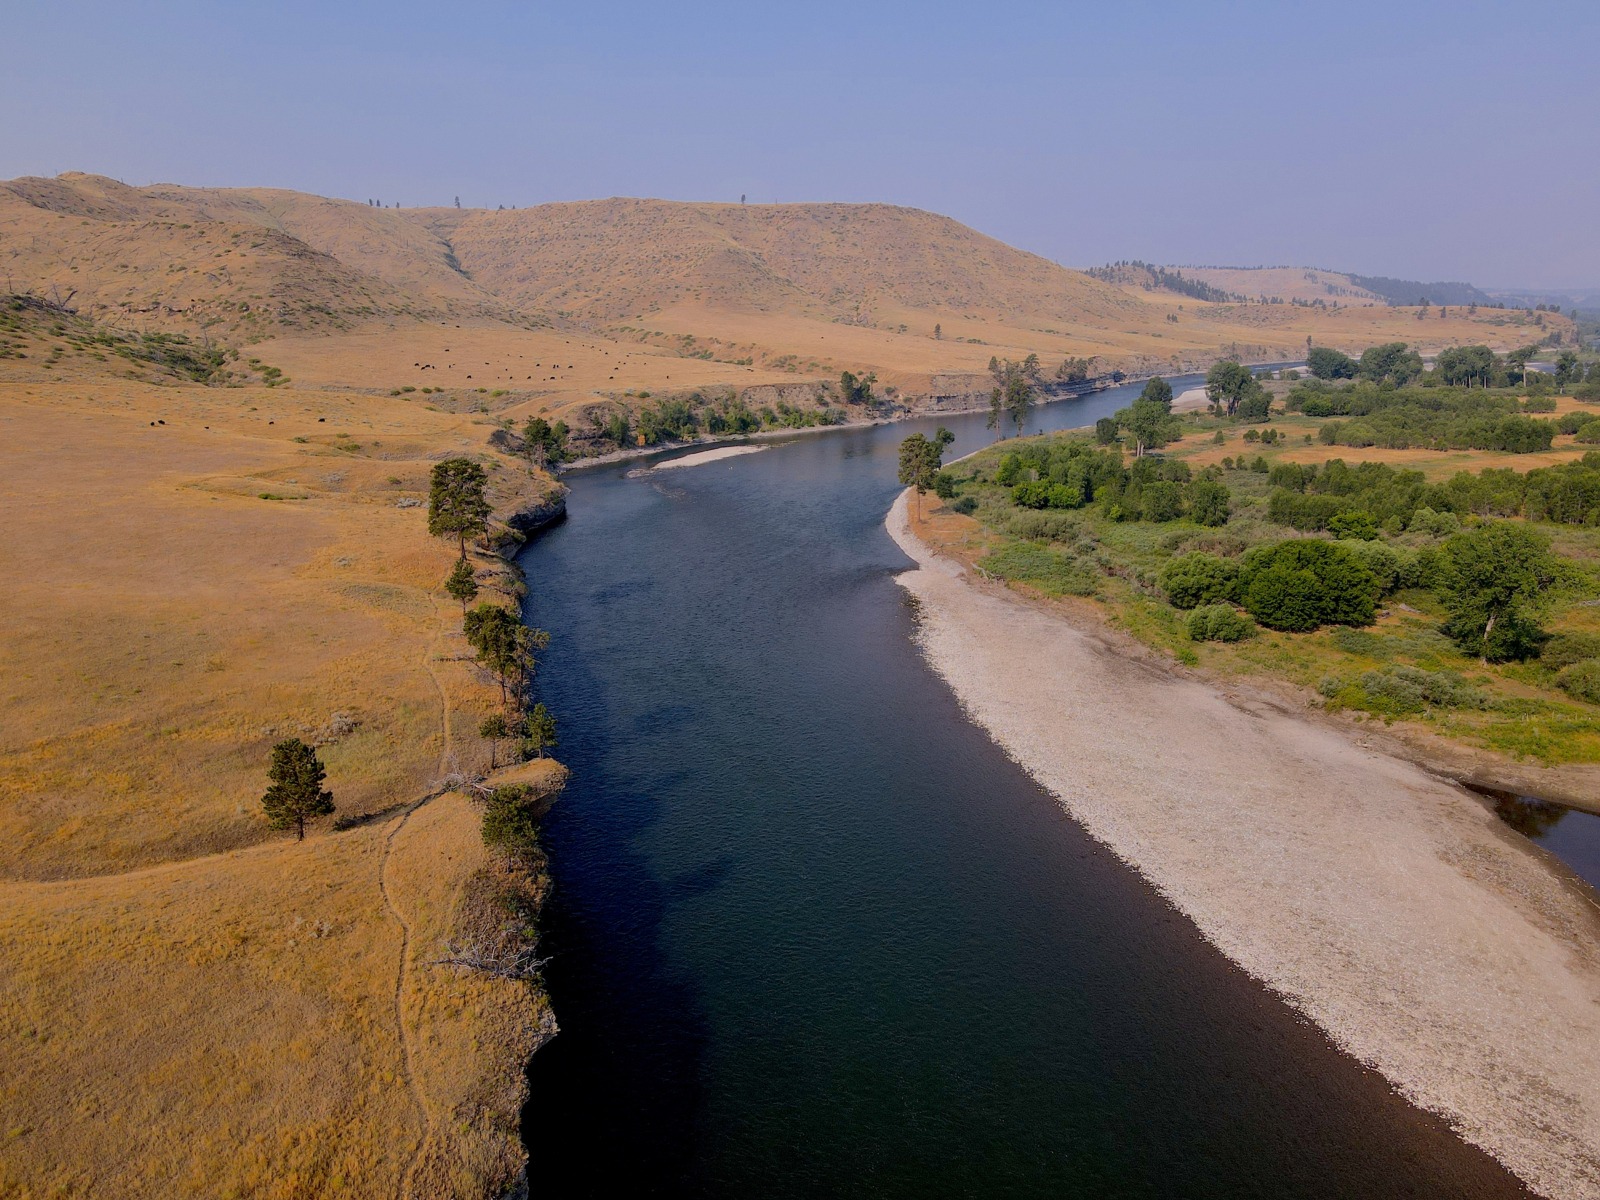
top-left (518, 379), bottom-right (1526, 1197)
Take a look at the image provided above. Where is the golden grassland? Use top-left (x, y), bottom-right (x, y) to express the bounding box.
top-left (3, 172), bottom-right (1574, 435)
top-left (0, 336), bottom-right (563, 1197)
top-left (915, 392), bottom-right (1600, 802)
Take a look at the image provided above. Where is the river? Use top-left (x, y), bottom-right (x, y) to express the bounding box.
top-left (517, 378), bottom-right (1528, 1197)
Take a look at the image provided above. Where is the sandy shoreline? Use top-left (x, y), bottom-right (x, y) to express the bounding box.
top-left (887, 490), bottom-right (1600, 1198)
top-left (650, 444), bottom-right (768, 470)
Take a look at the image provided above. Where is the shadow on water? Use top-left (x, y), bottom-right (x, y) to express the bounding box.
top-left (518, 383), bottom-right (1531, 1198)
top-left (1477, 787), bottom-right (1600, 892)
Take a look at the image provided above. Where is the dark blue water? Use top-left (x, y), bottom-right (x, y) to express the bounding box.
top-left (518, 381), bottom-right (1526, 1198)
top-left (1489, 793), bottom-right (1600, 892)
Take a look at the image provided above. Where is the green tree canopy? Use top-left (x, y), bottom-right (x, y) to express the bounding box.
top-left (1205, 360), bottom-right (1256, 416)
top-left (428, 458), bottom-right (492, 559)
top-left (1139, 376), bottom-right (1174, 411)
top-left (1358, 342), bottom-right (1424, 386)
top-left (445, 558), bottom-right (479, 612)
top-left (261, 738), bottom-right (335, 841)
top-left (1437, 521), bottom-right (1555, 661)
top-left (987, 358), bottom-right (1039, 437)
top-left (1435, 345), bottom-right (1499, 388)
top-left (1116, 396), bottom-right (1179, 457)
top-left (1237, 540), bottom-right (1378, 631)
top-left (898, 432), bottom-right (947, 517)
top-left (1306, 347), bottom-right (1358, 380)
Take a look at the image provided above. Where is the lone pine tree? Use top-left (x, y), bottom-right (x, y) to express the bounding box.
top-left (261, 738), bottom-right (335, 841)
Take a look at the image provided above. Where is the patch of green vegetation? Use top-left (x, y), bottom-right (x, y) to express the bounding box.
top-left (941, 410), bottom-right (1600, 763)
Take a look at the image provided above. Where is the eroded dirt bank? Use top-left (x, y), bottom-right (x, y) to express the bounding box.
top-left (887, 491), bottom-right (1600, 1199)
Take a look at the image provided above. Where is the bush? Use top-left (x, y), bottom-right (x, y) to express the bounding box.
top-left (1094, 417), bottom-right (1119, 445)
top-left (1408, 506), bottom-right (1460, 537)
top-left (1160, 552), bottom-right (1240, 609)
top-left (979, 542), bottom-right (1096, 596)
top-left (950, 495), bottom-right (978, 515)
top-left (1523, 395), bottom-right (1557, 412)
top-left (1186, 604), bottom-right (1256, 642)
top-left (1542, 632), bottom-right (1600, 670)
top-left (480, 785), bottom-right (553, 855)
top-left (1268, 489), bottom-right (1348, 531)
top-left (1557, 411), bottom-right (1593, 435)
top-left (1320, 665), bottom-right (1487, 715)
top-left (1188, 479), bottom-right (1231, 527)
top-left (932, 472), bottom-right (957, 499)
top-left (1327, 509), bottom-right (1379, 540)
top-left (1342, 539), bottom-right (1404, 594)
top-left (1238, 540), bottom-right (1378, 631)
top-left (1556, 660), bottom-right (1600, 704)
top-left (1140, 480), bottom-right (1183, 522)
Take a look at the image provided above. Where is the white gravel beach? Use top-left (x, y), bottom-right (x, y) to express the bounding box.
top-left (888, 490), bottom-right (1600, 1198)
top-left (651, 445), bottom-right (767, 470)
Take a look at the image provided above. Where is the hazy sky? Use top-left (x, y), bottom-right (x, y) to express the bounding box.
top-left (5, 1), bottom-right (1595, 288)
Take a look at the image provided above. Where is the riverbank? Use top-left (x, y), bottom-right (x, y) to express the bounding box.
top-left (888, 489), bottom-right (1600, 1198)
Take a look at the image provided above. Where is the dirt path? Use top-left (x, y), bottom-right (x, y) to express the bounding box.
top-left (887, 490), bottom-right (1600, 1199)
top-left (386, 598), bottom-right (458, 1199)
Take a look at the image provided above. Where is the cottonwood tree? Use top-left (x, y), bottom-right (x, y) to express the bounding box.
top-left (1438, 522), bottom-right (1555, 662)
top-left (1139, 376), bottom-right (1173, 411)
top-left (445, 558), bottom-right (479, 612)
top-left (261, 738), bottom-right (335, 841)
top-left (898, 428), bottom-right (954, 519)
top-left (1205, 360), bottom-right (1256, 416)
top-left (1116, 397), bottom-right (1177, 457)
top-left (428, 458), bottom-right (492, 560)
top-left (987, 358), bottom-right (1038, 437)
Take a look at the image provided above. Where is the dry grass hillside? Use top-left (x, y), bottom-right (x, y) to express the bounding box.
top-left (0, 304), bottom-right (565, 1198)
top-left (1174, 266), bottom-right (1388, 305)
top-left (3, 173), bottom-right (1572, 433)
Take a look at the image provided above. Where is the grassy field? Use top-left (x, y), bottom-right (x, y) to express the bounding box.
top-left (915, 384), bottom-right (1600, 797)
top-left (0, 307), bottom-right (565, 1197)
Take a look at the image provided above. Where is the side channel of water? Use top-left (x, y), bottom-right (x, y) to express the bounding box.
top-left (517, 380), bottom-right (1529, 1197)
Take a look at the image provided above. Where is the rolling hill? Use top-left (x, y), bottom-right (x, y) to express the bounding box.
top-left (1, 172), bottom-right (1575, 417)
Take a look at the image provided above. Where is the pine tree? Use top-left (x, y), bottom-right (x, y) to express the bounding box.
top-left (479, 713), bottom-right (510, 769)
top-left (428, 458), bottom-right (492, 560)
top-left (445, 558), bottom-right (479, 613)
top-left (261, 738), bottom-right (335, 841)
top-left (524, 703), bottom-right (558, 758)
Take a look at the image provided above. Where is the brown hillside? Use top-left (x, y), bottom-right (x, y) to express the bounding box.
top-left (423, 198), bottom-right (1146, 326)
top-left (0, 173), bottom-right (1576, 419)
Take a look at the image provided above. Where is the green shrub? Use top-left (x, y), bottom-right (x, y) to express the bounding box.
top-left (1186, 604), bottom-right (1256, 642)
top-left (480, 784), bottom-right (553, 854)
top-left (1542, 632), bottom-right (1600, 670)
top-left (1327, 509), bottom-right (1379, 540)
top-left (1187, 479), bottom-right (1231, 526)
top-left (1343, 539), bottom-right (1403, 594)
top-left (979, 542), bottom-right (1096, 595)
top-left (1320, 665), bottom-right (1487, 715)
top-left (1555, 660), bottom-right (1600, 704)
top-left (1004, 509), bottom-right (1078, 541)
top-left (933, 472), bottom-right (957, 499)
top-left (950, 495), bottom-right (978, 515)
top-left (1160, 552), bottom-right (1240, 609)
top-left (1238, 539), bottom-right (1378, 631)
top-left (1557, 412), bottom-right (1592, 435)
top-left (1408, 506), bottom-right (1460, 537)
top-left (1140, 480), bottom-right (1183, 522)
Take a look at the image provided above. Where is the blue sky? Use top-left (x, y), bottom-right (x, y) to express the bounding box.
top-left (4, 1), bottom-right (1595, 288)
